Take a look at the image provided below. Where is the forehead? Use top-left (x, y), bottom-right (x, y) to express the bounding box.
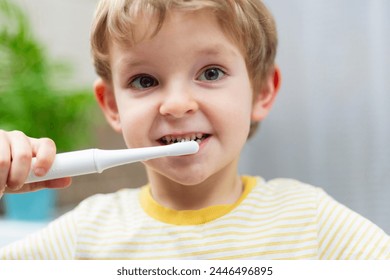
top-left (111, 8), bottom-right (232, 46)
top-left (109, 9), bottom-right (242, 69)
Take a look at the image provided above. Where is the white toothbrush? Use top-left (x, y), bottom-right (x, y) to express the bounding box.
top-left (26, 141), bottom-right (199, 183)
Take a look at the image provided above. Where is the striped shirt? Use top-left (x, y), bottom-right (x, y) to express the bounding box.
top-left (1, 176), bottom-right (389, 259)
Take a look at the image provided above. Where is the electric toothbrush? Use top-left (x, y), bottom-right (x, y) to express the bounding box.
top-left (26, 141), bottom-right (199, 183)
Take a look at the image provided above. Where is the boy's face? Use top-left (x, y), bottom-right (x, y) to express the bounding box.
top-left (96, 10), bottom-right (276, 186)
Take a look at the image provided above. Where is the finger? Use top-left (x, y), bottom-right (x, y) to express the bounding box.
top-left (7, 131), bottom-right (33, 190)
top-left (30, 137), bottom-right (56, 177)
top-left (0, 130), bottom-right (11, 192)
top-left (4, 177), bottom-right (72, 194)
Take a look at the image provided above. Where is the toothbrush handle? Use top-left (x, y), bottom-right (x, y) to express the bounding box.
top-left (25, 142), bottom-right (199, 184)
top-left (26, 149), bottom-right (97, 184)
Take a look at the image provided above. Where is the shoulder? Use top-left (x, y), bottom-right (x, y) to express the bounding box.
top-left (263, 177), bottom-right (318, 191)
top-left (253, 176), bottom-right (323, 199)
top-left (240, 176), bottom-right (326, 217)
top-left (245, 176), bottom-right (333, 212)
top-left (248, 177), bottom-right (390, 259)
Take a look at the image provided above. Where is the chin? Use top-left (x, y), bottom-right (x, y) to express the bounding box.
top-left (147, 164), bottom-right (210, 187)
top-left (172, 176), bottom-right (207, 186)
top-left (167, 168), bottom-right (211, 186)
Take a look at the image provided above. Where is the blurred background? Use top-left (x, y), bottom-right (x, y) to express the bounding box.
top-left (0, 0), bottom-right (389, 245)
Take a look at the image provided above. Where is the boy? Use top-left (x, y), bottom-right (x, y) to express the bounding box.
top-left (0, 0), bottom-right (389, 259)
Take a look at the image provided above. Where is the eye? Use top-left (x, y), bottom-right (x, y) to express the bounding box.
top-left (129, 75), bottom-right (159, 89)
top-left (197, 67), bottom-right (226, 82)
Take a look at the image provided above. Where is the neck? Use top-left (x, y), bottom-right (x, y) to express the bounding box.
top-left (146, 164), bottom-right (243, 210)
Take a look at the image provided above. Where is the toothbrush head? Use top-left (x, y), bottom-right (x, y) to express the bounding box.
top-left (166, 141), bottom-right (199, 156)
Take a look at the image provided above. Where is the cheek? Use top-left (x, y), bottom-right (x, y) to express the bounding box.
top-left (227, 109), bottom-right (251, 140)
top-left (222, 86), bottom-right (253, 124)
top-left (210, 93), bottom-right (252, 140)
top-left (227, 92), bottom-right (253, 138)
top-left (116, 98), bottom-right (154, 148)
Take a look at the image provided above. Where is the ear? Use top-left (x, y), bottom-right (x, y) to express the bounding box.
top-left (251, 65), bottom-right (281, 122)
top-left (94, 78), bottom-right (122, 133)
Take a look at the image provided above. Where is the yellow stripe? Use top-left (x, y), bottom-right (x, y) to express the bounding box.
top-left (15, 243), bottom-right (22, 260)
top-left (232, 203), bottom-right (315, 221)
top-left (317, 200), bottom-right (337, 247)
top-left (316, 192), bottom-right (330, 222)
top-left (47, 231), bottom-right (59, 259)
top-left (33, 234), bottom-right (44, 259)
top-left (79, 229), bottom-right (316, 247)
top-left (79, 231), bottom-right (317, 254)
top-left (319, 205), bottom-right (341, 248)
top-left (325, 211), bottom-right (353, 259)
top-left (78, 204), bottom-right (316, 234)
top-left (77, 254), bottom-right (313, 260)
top-left (255, 179), bottom-right (308, 193)
top-left (52, 224), bottom-right (66, 259)
top-left (245, 190), bottom-right (315, 206)
top-left (78, 236), bottom-right (317, 256)
top-left (356, 227), bottom-right (381, 259)
top-left (76, 205), bottom-right (315, 231)
top-left (331, 214), bottom-right (359, 259)
top-left (319, 206), bottom-right (346, 258)
top-left (377, 237), bottom-right (389, 259)
top-left (212, 245), bottom-right (318, 260)
top-left (62, 219), bottom-right (73, 258)
top-left (40, 235), bottom-right (51, 259)
top-left (366, 232), bottom-right (384, 259)
top-left (78, 242), bottom-right (318, 260)
top-left (24, 236), bottom-right (37, 259)
top-left (22, 240), bottom-right (29, 259)
top-left (277, 253), bottom-right (318, 260)
top-left (335, 218), bottom-right (364, 259)
top-left (346, 222), bottom-right (371, 260)
top-left (78, 219), bottom-right (317, 241)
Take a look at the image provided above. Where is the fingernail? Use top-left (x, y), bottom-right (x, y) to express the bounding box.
top-left (34, 168), bottom-right (46, 177)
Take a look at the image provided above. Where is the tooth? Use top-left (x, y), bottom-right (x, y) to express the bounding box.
top-left (181, 139), bottom-right (186, 142)
top-left (196, 139), bottom-right (201, 144)
top-left (185, 136), bottom-right (190, 141)
top-left (190, 134), bottom-right (196, 140)
top-left (196, 133), bottom-right (202, 139)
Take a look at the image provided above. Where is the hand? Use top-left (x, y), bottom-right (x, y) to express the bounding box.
top-left (0, 130), bottom-right (72, 198)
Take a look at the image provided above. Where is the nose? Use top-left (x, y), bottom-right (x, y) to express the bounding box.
top-left (159, 84), bottom-right (199, 118)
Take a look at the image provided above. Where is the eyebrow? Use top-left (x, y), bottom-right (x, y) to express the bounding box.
top-left (116, 58), bottom-right (147, 71)
top-left (113, 57), bottom-right (149, 79)
top-left (194, 43), bottom-right (240, 58)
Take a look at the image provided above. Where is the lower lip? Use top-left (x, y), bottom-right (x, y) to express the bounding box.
top-left (180, 138), bottom-right (208, 158)
top-left (197, 136), bottom-right (211, 151)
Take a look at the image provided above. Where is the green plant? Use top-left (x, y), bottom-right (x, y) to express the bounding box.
top-left (0, 0), bottom-right (95, 152)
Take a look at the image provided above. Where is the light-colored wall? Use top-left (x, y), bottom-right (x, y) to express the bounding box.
top-left (8, 0), bottom-right (390, 233)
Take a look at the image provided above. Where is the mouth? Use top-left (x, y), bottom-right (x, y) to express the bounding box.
top-left (158, 133), bottom-right (211, 145)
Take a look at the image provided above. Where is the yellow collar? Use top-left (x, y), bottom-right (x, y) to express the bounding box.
top-left (139, 176), bottom-right (258, 225)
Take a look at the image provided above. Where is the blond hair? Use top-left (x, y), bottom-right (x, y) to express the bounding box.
top-left (91, 0), bottom-right (278, 137)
